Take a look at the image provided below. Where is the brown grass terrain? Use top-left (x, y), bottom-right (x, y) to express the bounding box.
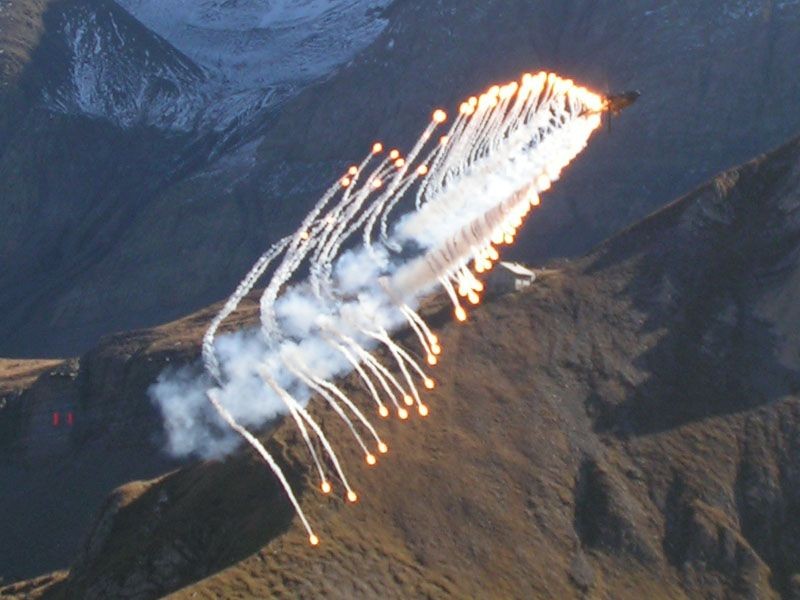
top-left (0, 359), bottom-right (63, 395)
top-left (3, 136), bottom-right (800, 598)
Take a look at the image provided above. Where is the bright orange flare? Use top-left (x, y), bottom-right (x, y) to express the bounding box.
top-left (423, 377), bottom-right (435, 390)
top-left (432, 109), bottom-right (447, 123)
top-left (440, 135), bottom-right (449, 146)
top-left (321, 481), bottom-right (332, 494)
top-left (300, 231), bottom-right (310, 241)
top-left (487, 247), bottom-right (499, 261)
top-left (467, 291), bottom-right (480, 305)
top-left (389, 149), bottom-right (400, 160)
top-left (372, 178), bottom-right (383, 189)
top-left (398, 407), bottom-right (409, 420)
top-left (431, 343), bottom-right (442, 355)
top-left (309, 534), bottom-right (320, 546)
top-left (341, 177), bottom-right (351, 187)
top-left (427, 354), bottom-right (438, 366)
top-left (366, 454), bottom-right (376, 466)
top-left (455, 306), bottom-right (467, 322)
top-left (348, 165), bottom-right (358, 175)
top-left (378, 442), bottom-right (388, 454)
top-left (403, 394), bottom-right (414, 406)
top-left (504, 233), bottom-right (514, 244)
top-left (379, 405), bottom-right (389, 418)
top-left (372, 142), bottom-right (383, 153)
top-left (347, 490), bottom-right (358, 503)
top-left (417, 164), bottom-right (429, 176)
top-left (394, 158), bottom-right (405, 168)
top-left (536, 173), bottom-right (551, 191)
top-left (418, 404), bottom-right (429, 417)
top-left (491, 230), bottom-right (504, 245)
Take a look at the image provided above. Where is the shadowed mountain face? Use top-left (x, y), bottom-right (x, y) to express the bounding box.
top-left (2, 0), bottom-right (800, 357)
top-left (0, 0), bottom-right (215, 358)
top-left (3, 134), bottom-right (799, 598)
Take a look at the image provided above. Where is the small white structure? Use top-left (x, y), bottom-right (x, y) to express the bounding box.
top-left (486, 261), bottom-right (537, 295)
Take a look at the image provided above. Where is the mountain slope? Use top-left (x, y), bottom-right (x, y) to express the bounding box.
top-left (114, 0), bottom-right (392, 92)
top-left (39, 0), bottom-right (207, 131)
top-left (0, 0), bottom-right (219, 358)
top-left (7, 0), bottom-right (797, 360)
top-left (6, 133), bottom-right (799, 599)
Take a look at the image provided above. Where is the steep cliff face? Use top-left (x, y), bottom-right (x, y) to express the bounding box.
top-left (3, 134), bottom-right (798, 598)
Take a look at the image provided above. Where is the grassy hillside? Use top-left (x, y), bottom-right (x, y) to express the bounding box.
top-left (3, 135), bottom-right (798, 598)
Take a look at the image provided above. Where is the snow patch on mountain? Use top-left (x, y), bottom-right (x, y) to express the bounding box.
top-left (42, 1), bottom-right (209, 131)
top-left (41, 1), bottom-right (391, 134)
top-left (114, 0), bottom-right (392, 91)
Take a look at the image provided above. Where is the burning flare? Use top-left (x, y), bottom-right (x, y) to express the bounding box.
top-left (178, 71), bottom-right (604, 546)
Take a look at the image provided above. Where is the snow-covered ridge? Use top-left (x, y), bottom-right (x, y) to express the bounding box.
top-left (43, 1), bottom-right (209, 131)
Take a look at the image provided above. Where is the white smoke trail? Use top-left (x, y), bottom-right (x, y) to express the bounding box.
top-left (153, 72), bottom-right (605, 545)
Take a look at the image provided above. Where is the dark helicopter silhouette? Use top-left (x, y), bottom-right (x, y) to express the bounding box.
top-left (580, 89), bottom-right (641, 131)
top-left (604, 90), bottom-right (641, 116)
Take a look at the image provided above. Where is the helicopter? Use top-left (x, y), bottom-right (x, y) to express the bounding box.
top-left (578, 89), bottom-right (640, 131)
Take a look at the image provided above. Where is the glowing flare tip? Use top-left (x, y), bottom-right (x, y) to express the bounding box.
top-left (366, 454), bottom-right (376, 466)
top-left (432, 109), bottom-right (447, 123)
top-left (346, 490), bottom-right (358, 503)
top-left (309, 534), bottom-right (320, 546)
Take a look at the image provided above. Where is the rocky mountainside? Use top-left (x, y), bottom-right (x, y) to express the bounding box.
top-left (0, 0), bottom-right (212, 359)
top-left (2, 0), bottom-right (800, 358)
top-left (3, 131), bottom-right (800, 598)
top-left (0, 293), bottom-right (265, 582)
